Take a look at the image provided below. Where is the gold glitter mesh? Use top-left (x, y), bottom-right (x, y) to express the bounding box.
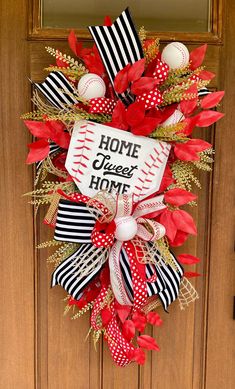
top-left (44, 191), bottom-right (61, 226)
top-left (178, 277), bottom-right (199, 310)
top-left (132, 237), bottom-right (159, 265)
top-left (87, 191), bottom-right (116, 223)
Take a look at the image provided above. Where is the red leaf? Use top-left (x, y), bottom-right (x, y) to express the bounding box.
top-left (180, 85), bottom-right (198, 115)
top-left (100, 267), bottom-right (110, 288)
top-left (129, 348), bottom-right (146, 365)
top-left (52, 131), bottom-right (70, 149)
top-left (137, 335), bottom-right (160, 351)
top-left (109, 101), bottom-right (128, 130)
top-left (174, 139), bottom-right (211, 161)
top-left (114, 64), bottom-right (131, 93)
top-left (101, 308), bottom-right (113, 327)
top-left (131, 77), bottom-right (158, 95)
top-left (198, 70), bottom-right (215, 81)
top-left (146, 312), bottom-right (163, 326)
top-left (26, 139), bottom-right (50, 164)
top-left (145, 57), bottom-right (158, 77)
top-left (52, 151), bottom-right (67, 171)
top-left (195, 110), bottom-right (224, 127)
top-left (24, 120), bottom-right (52, 138)
top-left (178, 254), bottom-right (200, 265)
top-left (169, 230), bottom-right (189, 247)
top-left (159, 209), bottom-right (177, 242)
top-left (85, 286), bottom-right (101, 302)
top-left (132, 117), bottom-right (159, 136)
top-left (158, 165), bottom-right (175, 192)
top-left (82, 45), bottom-right (105, 75)
top-left (201, 91), bottom-right (225, 109)
top-left (180, 98), bottom-right (198, 116)
top-left (103, 16), bottom-right (112, 26)
top-left (189, 44), bottom-right (207, 70)
top-left (114, 301), bottom-right (132, 323)
top-left (128, 58), bottom-right (145, 82)
top-left (165, 188), bottom-right (197, 206)
top-left (172, 209), bottom-right (197, 235)
top-left (126, 101), bottom-right (145, 127)
top-left (122, 320), bottom-right (135, 341)
top-left (45, 120), bottom-right (70, 149)
top-left (68, 30), bottom-right (82, 57)
top-left (184, 271), bottom-right (201, 278)
top-left (69, 296), bottom-right (87, 309)
top-left (186, 138), bottom-right (212, 152)
top-left (179, 116), bottom-right (198, 136)
top-left (132, 311), bottom-right (147, 332)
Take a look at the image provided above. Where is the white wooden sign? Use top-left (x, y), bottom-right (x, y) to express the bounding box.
top-left (65, 121), bottom-right (171, 201)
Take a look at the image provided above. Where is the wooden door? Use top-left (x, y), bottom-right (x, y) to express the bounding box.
top-left (0, 0), bottom-right (234, 388)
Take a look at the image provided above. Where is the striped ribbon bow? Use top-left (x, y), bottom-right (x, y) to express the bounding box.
top-left (52, 191), bottom-right (183, 312)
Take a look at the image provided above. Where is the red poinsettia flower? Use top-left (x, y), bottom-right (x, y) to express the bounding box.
top-left (24, 120), bottom-right (70, 164)
top-left (114, 59), bottom-right (146, 93)
top-left (107, 100), bottom-right (161, 136)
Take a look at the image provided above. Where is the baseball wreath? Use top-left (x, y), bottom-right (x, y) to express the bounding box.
top-left (22, 8), bottom-right (224, 366)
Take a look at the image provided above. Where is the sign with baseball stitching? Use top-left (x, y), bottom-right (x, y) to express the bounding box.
top-left (66, 121), bottom-right (171, 201)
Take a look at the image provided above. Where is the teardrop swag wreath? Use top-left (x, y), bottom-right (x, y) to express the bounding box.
top-left (22, 9), bottom-right (224, 366)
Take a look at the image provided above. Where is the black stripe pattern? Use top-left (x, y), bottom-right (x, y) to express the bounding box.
top-left (198, 87), bottom-right (211, 97)
top-left (89, 8), bottom-right (144, 104)
top-left (120, 245), bottom-right (184, 311)
top-left (51, 243), bottom-right (104, 299)
top-left (34, 71), bottom-right (78, 110)
top-left (54, 199), bottom-right (96, 243)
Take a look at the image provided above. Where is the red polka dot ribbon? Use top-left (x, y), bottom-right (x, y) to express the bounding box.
top-left (89, 97), bottom-right (117, 115)
top-left (153, 59), bottom-right (169, 84)
top-left (91, 220), bottom-right (116, 248)
top-left (136, 88), bottom-right (163, 110)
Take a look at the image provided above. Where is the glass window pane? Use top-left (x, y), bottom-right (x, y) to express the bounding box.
top-left (42, 0), bottom-right (211, 32)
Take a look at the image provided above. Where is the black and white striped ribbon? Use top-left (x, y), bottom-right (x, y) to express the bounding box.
top-left (51, 243), bottom-right (104, 299)
top-left (54, 199), bottom-right (96, 243)
top-left (51, 240), bottom-right (183, 310)
top-left (198, 87), bottom-right (210, 97)
top-left (89, 8), bottom-right (144, 104)
top-left (34, 71), bottom-right (78, 110)
top-left (120, 245), bottom-right (183, 310)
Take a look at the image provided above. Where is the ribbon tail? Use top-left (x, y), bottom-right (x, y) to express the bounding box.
top-left (123, 241), bottom-right (148, 311)
top-left (34, 71), bottom-right (78, 110)
top-left (153, 248), bottom-right (184, 311)
top-left (105, 302), bottom-right (134, 367)
top-left (88, 8), bottom-right (143, 104)
top-left (109, 241), bottom-right (132, 306)
top-left (51, 243), bottom-right (107, 299)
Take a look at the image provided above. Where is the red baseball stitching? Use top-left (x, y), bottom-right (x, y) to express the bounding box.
top-left (133, 143), bottom-right (170, 201)
top-left (70, 123), bottom-right (95, 178)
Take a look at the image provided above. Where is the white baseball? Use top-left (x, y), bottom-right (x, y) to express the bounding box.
top-left (77, 73), bottom-right (106, 100)
top-left (162, 109), bottom-right (185, 127)
top-left (114, 216), bottom-right (138, 242)
top-left (161, 42), bottom-right (189, 69)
